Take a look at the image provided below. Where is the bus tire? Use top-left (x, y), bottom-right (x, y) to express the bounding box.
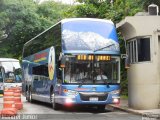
top-left (51, 94), bottom-right (60, 110)
top-left (26, 90), bottom-right (29, 101)
top-left (97, 105), bottom-right (106, 111)
top-left (28, 87), bottom-right (34, 103)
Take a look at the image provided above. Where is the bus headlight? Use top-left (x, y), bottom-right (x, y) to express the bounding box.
top-left (112, 97), bottom-right (120, 104)
top-left (63, 89), bottom-right (78, 96)
top-left (110, 89), bottom-right (120, 94)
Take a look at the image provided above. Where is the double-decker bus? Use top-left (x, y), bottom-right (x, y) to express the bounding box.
top-left (0, 58), bottom-right (22, 93)
top-left (22, 18), bottom-right (120, 110)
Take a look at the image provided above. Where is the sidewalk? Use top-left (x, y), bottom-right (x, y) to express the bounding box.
top-left (109, 99), bottom-right (160, 115)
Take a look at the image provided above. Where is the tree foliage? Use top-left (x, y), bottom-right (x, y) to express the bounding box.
top-left (0, 0), bottom-right (69, 59)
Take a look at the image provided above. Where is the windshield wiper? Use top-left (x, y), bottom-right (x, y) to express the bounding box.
top-left (78, 78), bottom-right (86, 87)
top-left (99, 75), bottom-right (110, 88)
top-left (102, 79), bottom-right (110, 88)
top-left (94, 44), bottom-right (115, 52)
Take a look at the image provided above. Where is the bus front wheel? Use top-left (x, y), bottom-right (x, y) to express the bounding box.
top-left (27, 87), bottom-right (33, 103)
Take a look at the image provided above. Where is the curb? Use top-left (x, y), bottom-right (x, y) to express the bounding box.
top-left (108, 104), bottom-right (142, 116)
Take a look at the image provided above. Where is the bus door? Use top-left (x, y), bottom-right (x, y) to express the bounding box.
top-left (0, 66), bottom-right (5, 93)
top-left (32, 64), bottom-right (46, 95)
top-left (40, 64), bottom-right (50, 95)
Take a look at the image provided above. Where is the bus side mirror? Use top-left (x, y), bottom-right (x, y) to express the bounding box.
top-left (14, 68), bottom-right (22, 75)
top-left (121, 54), bottom-right (127, 59)
top-left (125, 55), bottom-right (130, 69)
top-left (121, 54), bottom-right (130, 69)
top-left (60, 56), bottom-right (66, 68)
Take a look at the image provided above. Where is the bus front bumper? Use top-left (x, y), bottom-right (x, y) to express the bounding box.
top-left (55, 94), bottom-right (120, 106)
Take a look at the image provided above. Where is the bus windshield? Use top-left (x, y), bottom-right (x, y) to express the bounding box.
top-left (1, 61), bottom-right (22, 83)
top-left (4, 71), bottom-right (22, 83)
top-left (62, 20), bottom-right (119, 52)
top-left (64, 55), bottom-right (120, 84)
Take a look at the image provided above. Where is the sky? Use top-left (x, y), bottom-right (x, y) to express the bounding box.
top-left (37, 0), bottom-right (79, 5)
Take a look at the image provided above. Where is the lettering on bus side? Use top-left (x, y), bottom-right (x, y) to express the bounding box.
top-left (34, 52), bottom-right (48, 60)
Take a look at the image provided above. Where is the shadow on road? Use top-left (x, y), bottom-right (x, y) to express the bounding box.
top-left (29, 100), bottom-right (114, 114)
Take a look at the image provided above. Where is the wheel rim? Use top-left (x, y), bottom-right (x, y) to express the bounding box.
top-left (52, 94), bottom-right (55, 103)
top-left (51, 93), bottom-right (58, 109)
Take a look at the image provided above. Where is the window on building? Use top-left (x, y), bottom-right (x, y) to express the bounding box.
top-left (127, 37), bottom-right (151, 63)
top-left (137, 38), bottom-right (150, 62)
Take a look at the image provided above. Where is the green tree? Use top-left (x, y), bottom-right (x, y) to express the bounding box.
top-left (0, 0), bottom-right (46, 58)
top-left (76, 0), bottom-right (143, 23)
top-left (76, 4), bottom-right (98, 17)
top-left (0, 0), bottom-right (69, 59)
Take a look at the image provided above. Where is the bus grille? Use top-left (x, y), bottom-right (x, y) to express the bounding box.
top-left (79, 92), bottom-right (108, 101)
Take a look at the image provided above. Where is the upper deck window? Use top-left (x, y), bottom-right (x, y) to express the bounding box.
top-left (23, 23), bottom-right (61, 58)
top-left (62, 20), bottom-right (119, 53)
top-left (127, 37), bottom-right (151, 63)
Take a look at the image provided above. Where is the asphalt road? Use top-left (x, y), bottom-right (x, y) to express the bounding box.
top-left (12, 96), bottom-right (142, 120)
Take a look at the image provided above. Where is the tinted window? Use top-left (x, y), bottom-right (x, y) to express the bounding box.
top-left (23, 23), bottom-right (61, 58)
top-left (137, 38), bottom-right (150, 62)
top-left (32, 64), bottom-right (49, 77)
top-left (127, 37), bottom-right (150, 63)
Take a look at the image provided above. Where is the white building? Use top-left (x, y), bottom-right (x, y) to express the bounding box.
top-left (117, 5), bottom-right (160, 109)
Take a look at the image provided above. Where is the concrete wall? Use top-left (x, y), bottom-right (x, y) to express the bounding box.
top-left (117, 16), bottom-right (160, 109)
top-left (117, 16), bottom-right (160, 40)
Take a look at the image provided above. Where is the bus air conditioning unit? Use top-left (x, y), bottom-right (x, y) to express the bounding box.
top-left (148, 4), bottom-right (159, 16)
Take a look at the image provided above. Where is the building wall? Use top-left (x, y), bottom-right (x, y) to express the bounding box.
top-left (117, 16), bottom-right (160, 109)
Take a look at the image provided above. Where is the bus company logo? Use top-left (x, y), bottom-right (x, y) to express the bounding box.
top-left (48, 47), bottom-right (55, 80)
top-left (34, 52), bottom-right (48, 63)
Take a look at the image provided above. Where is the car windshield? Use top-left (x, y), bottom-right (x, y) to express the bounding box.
top-left (63, 55), bottom-right (120, 84)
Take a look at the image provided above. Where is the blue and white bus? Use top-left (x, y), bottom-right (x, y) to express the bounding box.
top-left (22, 18), bottom-right (120, 110)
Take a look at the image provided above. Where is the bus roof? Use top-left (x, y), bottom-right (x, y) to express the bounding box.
top-left (61, 18), bottom-right (114, 25)
top-left (23, 18), bottom-right (119, 56)
top-left (24, 18), bottom-right (114, 47)
top-left (0, 58), bottom-right (19, 62)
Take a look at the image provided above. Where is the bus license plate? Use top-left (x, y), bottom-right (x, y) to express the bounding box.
top-left (89, 97), bottom-right (98, 101)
